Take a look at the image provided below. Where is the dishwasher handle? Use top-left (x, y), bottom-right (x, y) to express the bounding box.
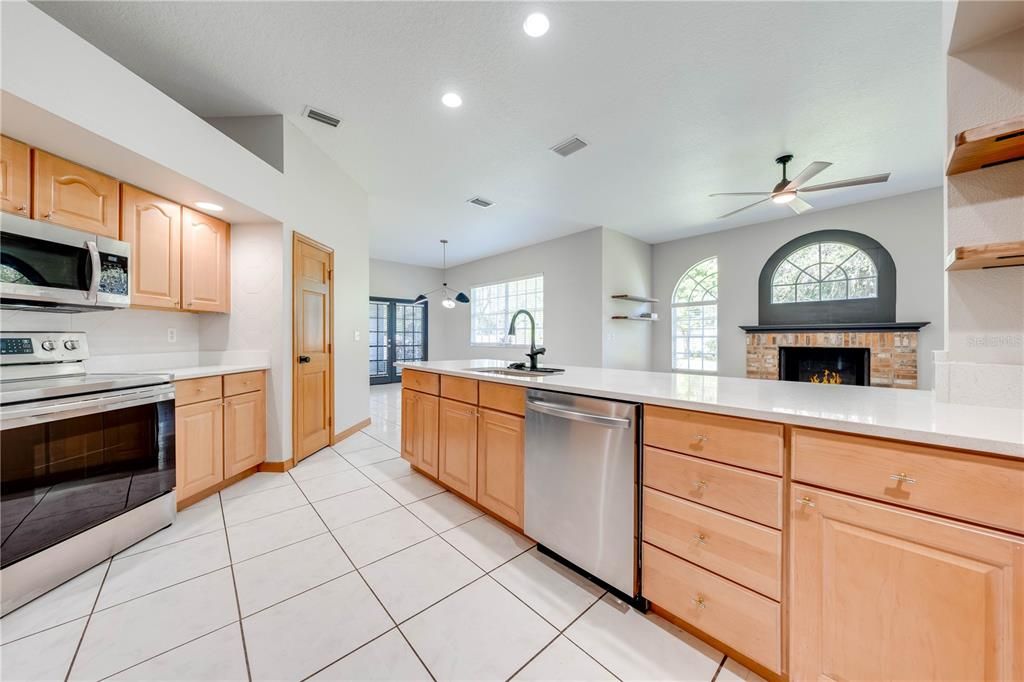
top-left (526, 399), bottom-right (632, 429)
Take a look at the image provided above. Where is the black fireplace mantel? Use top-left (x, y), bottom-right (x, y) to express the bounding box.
top-left (739, 322), bottom-right (930, 333)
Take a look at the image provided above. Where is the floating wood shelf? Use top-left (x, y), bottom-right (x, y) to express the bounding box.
top-left (946, 115), bottom-right (1024, 175)
top-left (611, 315), bottom-right (658, 321)
top-left (945, 240), bottom-right (1024, 271)
top-left (611, 294), bottom-right (659, 303)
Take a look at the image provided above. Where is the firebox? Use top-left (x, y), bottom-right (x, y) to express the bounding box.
top-left (779, 346), bottom-right (870, 386)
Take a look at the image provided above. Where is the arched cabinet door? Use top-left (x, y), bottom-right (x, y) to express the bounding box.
top-left (121, 184), bottom-right (182, 309)
top-left (182, 206), bottom-right (231, 312)
top-left (33, 150), bottom-right (119, 237)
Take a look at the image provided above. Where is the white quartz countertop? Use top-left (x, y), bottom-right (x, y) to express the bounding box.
top-left (397, 360), bottom-right (1024, 458)
top-left (126, 363), bottom-right (269, 381)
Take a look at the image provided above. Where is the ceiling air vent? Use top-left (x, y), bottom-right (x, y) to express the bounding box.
top-left (467, 196), bottom-right (495, 208)
top-left (550, 136), bottom-right (588, 157)
top-left (302, 105), bottom-right (342, 128)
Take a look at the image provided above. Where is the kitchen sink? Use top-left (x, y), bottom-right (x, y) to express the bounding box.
top-left (465, 367), bottom-right (565, 377)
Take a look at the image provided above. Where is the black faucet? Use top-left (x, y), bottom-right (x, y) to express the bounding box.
top-left (508, 309), bottom-right (545, 371)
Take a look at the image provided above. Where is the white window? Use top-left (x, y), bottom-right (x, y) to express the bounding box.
top-left (771, 242), bottom-right (878, 304)
top-left (672, 257), bottom-right (718, 373)
top-left (471, 274), bottom-right (544, 346)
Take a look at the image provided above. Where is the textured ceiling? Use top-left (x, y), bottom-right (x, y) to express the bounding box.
top-left (35, 1), bottom-right (945, 267)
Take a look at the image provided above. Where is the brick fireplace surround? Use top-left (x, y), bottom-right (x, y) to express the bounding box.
top-left (745, 329), bottom-right (923, 389)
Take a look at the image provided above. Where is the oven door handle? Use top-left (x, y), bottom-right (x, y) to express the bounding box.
top-left (86, 240), bottom-right (101, 301)
top-left (1, 385), bottom-right (175, 429)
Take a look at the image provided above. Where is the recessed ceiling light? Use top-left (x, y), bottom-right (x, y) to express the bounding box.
top-left (523, 12), bottom-right (550, 37)
top-left (195, 201), bottom-right (224, 212)
top-left (442, 92), bottom-right (463, 108)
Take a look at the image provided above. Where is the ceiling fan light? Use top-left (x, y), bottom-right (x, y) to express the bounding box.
top-left (772, 191), bottom-right (797, 204)
top-left (442, 297), bottom-right (456, 309)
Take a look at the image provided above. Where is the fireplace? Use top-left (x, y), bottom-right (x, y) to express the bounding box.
top-left (779, 346), bottom-right (870, 386)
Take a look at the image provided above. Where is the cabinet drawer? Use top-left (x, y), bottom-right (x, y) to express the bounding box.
top-left (479, 382), bottom-right (525, 416)
top-left (175, 376), bottom-right (223, 406)
top-left (643, 487), bottom-right (781, 600)
top-left (402, 369), bottom-right (439, 395)
top-left (644, 447), bottom-right (782, 529)
top-left (224, 370), bottom-right (265, 397)
top-left (645, 406), bottom-right (783, 475)
top-left (792, 428), bottom-right (1024, 534)
top-left (440, 375), bottom-right (478, 404)
top-left (644, 543), bottom-right (781, 673)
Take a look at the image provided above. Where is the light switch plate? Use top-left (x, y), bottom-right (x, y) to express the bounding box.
top-left (353, 330), bottom-right (361, 341)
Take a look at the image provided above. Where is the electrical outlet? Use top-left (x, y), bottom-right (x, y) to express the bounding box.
top-left (167, 328), bottom-right (177, 343)
top-left (353, 330), bottom-right (361, 342)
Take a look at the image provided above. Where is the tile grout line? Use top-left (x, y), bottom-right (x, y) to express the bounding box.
top-left (289, 471), bottom-right (438, 682)
top-left (62, 558), bottom-right (113, 682)
top-left (710, 653), bottom-right (728, 682)
top-left (218, 492), bottom-right (254, 682)
top-left (94, 621), bottom-right (242, 682)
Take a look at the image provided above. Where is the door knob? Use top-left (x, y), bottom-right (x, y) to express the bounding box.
top-left (298, 355), bottom-right (311, 364)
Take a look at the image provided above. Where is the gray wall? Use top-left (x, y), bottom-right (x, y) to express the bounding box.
top-left (651, 188), bottom-right (944, 388)
top-left (204, 115), bottom-right (285, 173)
top-left (602, 228), bottom-right (654, 370)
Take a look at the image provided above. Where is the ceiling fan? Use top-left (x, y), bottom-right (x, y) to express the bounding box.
top-left (710, 154), bottom-right (891, 219)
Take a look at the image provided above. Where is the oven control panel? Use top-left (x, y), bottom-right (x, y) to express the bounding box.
top-left (0, 331), bottom-right (89, 365)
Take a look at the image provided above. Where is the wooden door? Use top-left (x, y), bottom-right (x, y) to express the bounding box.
top-left (1, 136), bottom-right (30, 216)
top-left (477, 408), bottom-right (525, 526)
top-left (181, 207), bottom-right (230, 312)
top-left (438, 398), bottom-right (478, 498)
top-left (32, 150), bottom-right (119, 237)
top-left (120, 185), bottom-right (181, 309)
top-left (175, 400), bottom-right (224, 501)
top-left (790, 485), bottom-right (1024, 681)
top-left (224, 390), bottom-right (266, 477)
top-left (292, 233), bottom-right (333, 463)
top-left (416, 393), bottom-right (440, 477)
top-left (401, 389), bottom-right (417, 464)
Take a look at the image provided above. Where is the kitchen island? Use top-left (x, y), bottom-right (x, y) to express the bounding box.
top-left (396, 359), bottom-right (1024, 681)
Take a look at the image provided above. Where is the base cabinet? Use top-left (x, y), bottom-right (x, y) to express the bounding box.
top-left (438, 398), bottom-right (478, 499)
top-left (224, 390), bottom-right (267, 478)
top-left (477, 407), bottom-right (525, 527)
top-left (789, 485), bottom-right (1024, 681)
top-left (175, 399), bottom-right (224, 501)
top-left (401, 388), bottom-right (439, 478)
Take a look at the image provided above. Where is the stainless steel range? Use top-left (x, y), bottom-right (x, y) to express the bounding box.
top-left (0, 331), bottom-right (175, 615)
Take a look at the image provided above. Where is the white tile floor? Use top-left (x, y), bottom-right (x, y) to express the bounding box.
top-left (0, 383), bottom-right (765, 682)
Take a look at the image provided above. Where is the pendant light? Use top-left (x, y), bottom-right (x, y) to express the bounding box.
top-left (414, 240), bottom-right (470, 308)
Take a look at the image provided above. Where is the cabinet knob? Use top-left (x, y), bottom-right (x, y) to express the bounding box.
top-left (695, 434), bottom-right (709, 443)
top-left (44, 211), bottom-right (54, 219)
top-left (889, 472), bottom-right (916, 485)
top-left (797, 496), bottom-right (816, 508)
top-left (691, 595), bottom-right (707, 609)
top-left (694, 480), bottom-right (708, 490)
top-left (17, 205), bottom-right (27, 213)
top-left (693, 533), bottom-right (708, 545)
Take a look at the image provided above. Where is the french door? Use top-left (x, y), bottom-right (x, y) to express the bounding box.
top-left (369, 297), bottom-right (428, 385)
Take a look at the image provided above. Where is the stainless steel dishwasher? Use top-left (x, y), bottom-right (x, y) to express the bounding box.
top-left (524, 388), bottom-right (645, 607)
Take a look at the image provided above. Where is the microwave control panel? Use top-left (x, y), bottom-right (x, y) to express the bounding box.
top-left (0, 332), bottom-right (89, 365)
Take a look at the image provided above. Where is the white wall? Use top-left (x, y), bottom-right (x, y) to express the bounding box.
top-left (440, 228), bottom-right (605, 367)
top-left (938, 24), bottom-right (1024, 407)
top-left (369, 259), bottom-right (446, 360)
top-left (601, 228), bottom-right (654, 370)
top-left (651, 189), bottom-right (945, 388)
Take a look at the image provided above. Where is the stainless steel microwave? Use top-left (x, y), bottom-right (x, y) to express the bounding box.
top-left (0, 213), bottom-right (130, 312)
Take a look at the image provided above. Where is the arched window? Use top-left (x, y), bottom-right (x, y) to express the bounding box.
top-left (771, 242), bottom-right (878, 304)
top-left (672, 256), bottom-right (718, 373)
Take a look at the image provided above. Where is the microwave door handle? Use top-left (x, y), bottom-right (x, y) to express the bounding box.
top-left (526, 400), bottom-right (632, 429)
top-left (86, 240), bottom-right (101, 300)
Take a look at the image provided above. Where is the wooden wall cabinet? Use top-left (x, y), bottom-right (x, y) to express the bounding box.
top-left (182, 207), bottom-right (231, 313)
top-left (120, 184), bottom-right (181, 310)
top-left (789, 485), bottom-right (1024, 681)
top-left (32, 150), bottom-right (119, 238)
top-left (476, 407), bottom-right (525, 527)
top-left (1, 135), bottom-right (30, 216)
top-left (438, 397), bottom-right (478, 499)
top-left (175, 371), bottom-right (267, 509)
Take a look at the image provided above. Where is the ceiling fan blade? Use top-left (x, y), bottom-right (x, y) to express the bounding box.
top-left (785, 161), bottom-right (832, 190)
top-left (789, 196), bottom-right (813, 214)
top-left (800, 172), bottom-right (891, 192)
top-left (709, 192), bottom-right (771, 197)
top-left (717, 198), bottom-right (770, 219)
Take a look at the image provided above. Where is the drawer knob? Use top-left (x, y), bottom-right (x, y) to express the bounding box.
top-left (889, 472), bottom-right (916, 484)
top-left (797, 496), bottom-right (816, 508)
top-left (691, 595), bottom-right (707, 609)
top-left (694, 480), bottom-right (708, 490)
top-left (695, 434), bottom-right (709, 443)
top-left (17, 205), bottom-right (27, 213)
top-left (693, 533), bottom-right (708, 545)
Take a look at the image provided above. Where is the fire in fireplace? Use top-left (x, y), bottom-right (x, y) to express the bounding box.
top-left (779, 346), bottom-right (870, 386)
